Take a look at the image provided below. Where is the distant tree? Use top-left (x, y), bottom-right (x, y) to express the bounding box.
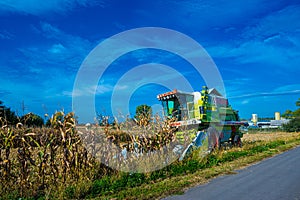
top-left (296, 98), bottom-right (300, 107)
top-left (258, 117), bottom-right (274, 121)
top-left (282, 109), bottom-right (294, 119)
top-left (21, 113), bottom-right (44, 127)
top-left (97, 113), bottom-right (110, 126)
top-left (45, 118), bottom-right (51, 127)
top-left (283, 98), bottom-right (300, 132)
top-left (294, 109), bottom-right (300, 117)
top-left (0, 100), bottom-right (18, 126)
top-left (283, 117), bottom-right (300, 132)
top-left (134, 104), bottom-right (152, 126)
top-left (292, 98), bottom-right (300, 118)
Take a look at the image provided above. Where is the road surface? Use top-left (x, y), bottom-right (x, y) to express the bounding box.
top-left (163, 146), bottom-right (300, 200)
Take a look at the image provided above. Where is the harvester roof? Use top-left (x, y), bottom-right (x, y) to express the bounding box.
top-left (157, 89), bottom-right (194, 101)
top-left (208, 88), bottom-right (223, 97)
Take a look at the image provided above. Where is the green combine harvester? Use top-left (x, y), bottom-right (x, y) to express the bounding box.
top-left (157, 86), bottom-right (244, 160)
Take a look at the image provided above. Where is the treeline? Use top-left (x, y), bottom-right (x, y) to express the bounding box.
top-left (97, 104), bottom-right (153, 126)
top-left (1, 101), bottom-right (153, 128)
top-left (282, 98), bottom-right (300, 132)
top-left (0, 101), bottom-right (44, 127)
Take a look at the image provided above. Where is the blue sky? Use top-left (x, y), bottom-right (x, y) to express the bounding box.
top-left (0, 0), bottom-right (299, 123)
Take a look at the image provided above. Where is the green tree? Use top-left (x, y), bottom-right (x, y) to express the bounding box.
top-left (21, 112), bottom-right (44, 127)
top-left (134, 104), bottom-right (152, 126)
top-left (45, 118), bottom-right (51, 127)
top-left (294, 109), bottom-right (300, 117)
top-left (293, 98), bottom-right (300, 117)
top-left (283, 98), bottom-right (300, 132)
top-left (283, 117), bottom-right (300, 132)
top-left (282, 109), bottom-right (294, 119)
top-left (0, 100), bottom-right (18, 126)
top-left (97, 113), bottom-right (110, 126)
top-left (296, 98), bottom-right (300, 107)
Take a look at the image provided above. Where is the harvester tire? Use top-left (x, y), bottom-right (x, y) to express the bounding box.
top-left (233, 135), bottom-right (242, 147)
top-left (207, 126), bottom-right (220, 152)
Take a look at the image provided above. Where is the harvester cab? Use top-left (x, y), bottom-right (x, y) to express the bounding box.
top-left (157, 89), bottom-right (196, 122)
top-left (157, 86), bottom-right (244, 159)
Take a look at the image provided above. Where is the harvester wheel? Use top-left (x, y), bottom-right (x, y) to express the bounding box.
top-left (207, 127), bottom-right (220, 152)
top-left (233, 135), bottom-right (242, 147)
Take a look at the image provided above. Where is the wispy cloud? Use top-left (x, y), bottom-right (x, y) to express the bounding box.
top-left (0, 89), bottom-right (11, 97)
top-left (208, 4), bottom-right (300, 68)
top-left (1, 0), bottom-right (299, 121)
top-left (39, 22), bottom-right (92, 57)
top-left (230, 89), bottom-right (300, 99)
top-left (48, 43), bottom-right (66, 54)
top-left (223, 78), bottom-right (254, 97)
top-left (0, 22), bottom-right (96, 115)
top-left (17, 22), bottom-right (94, 76)
top-left (0, 0), bottom-right (105, 16)
top-left (241, 5), bottom-right (300, 40)
top-left (159, 0), bottom-right (290, 32)
top-left (0, 30), bottom-right (13, 40)
top-left (63, 83), bottom-right (118, 98)
top-left (241, 100), bottom-right (249, 105)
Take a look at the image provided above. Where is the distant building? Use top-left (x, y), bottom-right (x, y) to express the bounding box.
top-left (269, 112), bottom-right (290, 128)
top-left (257, 121), bottom-right (271, 128)
top-left (275, 112), bottom-right (281, 120)
top-left (269, 119), bottom-right (290, 128)
top-left (249, 112), bottom-right (290, 129)
top-left (251, 114), bottom-right (258, 125)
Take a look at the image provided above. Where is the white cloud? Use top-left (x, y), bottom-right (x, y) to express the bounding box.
top-left (241, 100), bottom-right (249, 105)
top-left (241, 5), bottom-right (300, 40)
top-left (0, 30), bottom-right (13, 40)
top-left (114, 85), bottom-right (128, 91)
top-left (226, 82), bottom-right (300, 101)
top-left (0, 0), bottom-right (105, 16)
top-left (48, 43), bottom-right (66, 54)
top-left (64, 84), bottom-right (113, 97)
top-left (224, 78), bottom-right (253, 97)
top-left (208, 34), bottom-right (300, 66)
top-left (159, 0), bottom-right (288, 32)
top-left (230, 89), bottom-right (300, 99)
top-left (273, 84), bottom-right (300, 93)
top-left (0, 22), bottom-right (98, 115)
top-left (207, 4), bottom-right (300, 69)
top-left (40, 22), bottom-right (92, 53)
top-left (96, 85), bottom-right (113, 94)
top-left (18, 22), bottom-right (94, 75)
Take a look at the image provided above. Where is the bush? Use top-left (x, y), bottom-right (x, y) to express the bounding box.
top-left (21, 112), bottom-right (44, 127)
top-left (283, 117), bottom-right (300, 132)
top-left (0, 101), bottom-right (18, 126)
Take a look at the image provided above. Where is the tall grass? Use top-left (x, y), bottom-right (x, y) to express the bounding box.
top-left (0, 112), bottom-right (100, 199)
top-left (1, 111), bottom-right (298, 199)
top-left (0, 112), bottom-right (183, 199)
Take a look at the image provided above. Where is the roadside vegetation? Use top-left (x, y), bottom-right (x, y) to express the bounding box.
top-left (0, 100), bottom-right (300, 199)
top-left (91, 132), bottom-right (300, 200)
top-left (1, 111), bottom-right (299, 199)
top-left (282, 98), bottom-right (300, 132)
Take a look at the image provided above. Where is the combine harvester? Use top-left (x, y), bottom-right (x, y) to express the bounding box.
top-left (157, 86), bottom-right (245, 160)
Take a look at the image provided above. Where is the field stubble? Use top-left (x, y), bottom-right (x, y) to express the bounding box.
top-left (1, 111), bottom-right (299, 200)
top-left (243, 131), bottom-right (300, 142)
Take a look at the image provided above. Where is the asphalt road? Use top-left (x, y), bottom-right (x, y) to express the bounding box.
top-left (163, 146), bottom-right (300, 200)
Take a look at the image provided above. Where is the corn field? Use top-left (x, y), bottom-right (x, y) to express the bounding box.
top-left (77, 115), bottom-right (189, 173)
top-left (0, 111), bottom-right (183, 199)
top-left (0, 112), bottom-right (96, 198)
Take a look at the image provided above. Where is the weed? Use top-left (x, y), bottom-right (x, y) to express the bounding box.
top-left (1, 112), bottom-right (299, 200)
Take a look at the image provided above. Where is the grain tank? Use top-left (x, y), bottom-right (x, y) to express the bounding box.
top-left (157, 86), bottom-right (244, 158)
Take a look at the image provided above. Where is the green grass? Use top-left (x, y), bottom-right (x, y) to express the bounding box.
top-left (2, 129), bottom-right (299, 200)
top-left (87, 136), bottom-right (300, 200)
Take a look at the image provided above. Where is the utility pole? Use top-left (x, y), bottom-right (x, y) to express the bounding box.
top-left (21, 100), bottom-right (26, 116)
